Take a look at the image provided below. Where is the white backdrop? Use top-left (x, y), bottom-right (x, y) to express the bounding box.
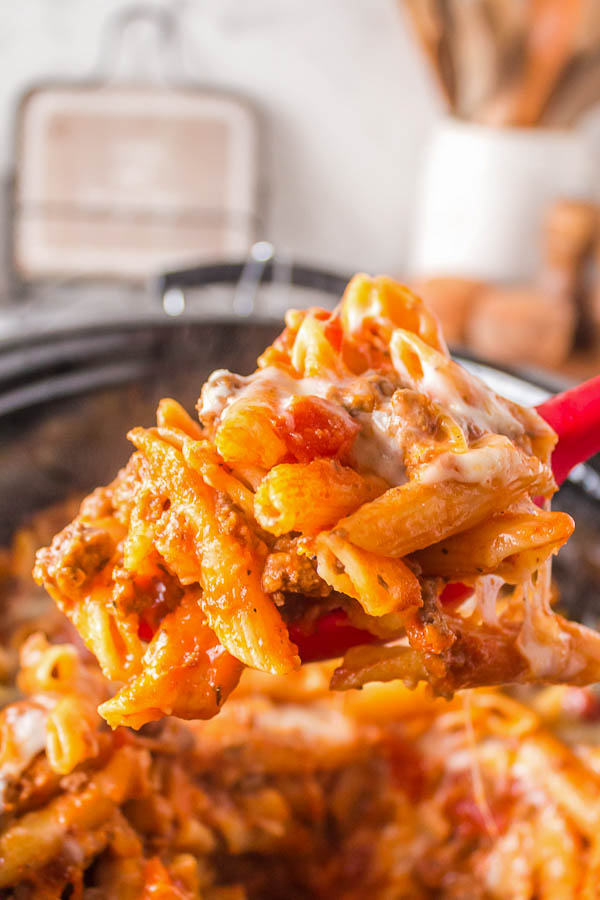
top-left (0, 0), bottom-right (442, 276)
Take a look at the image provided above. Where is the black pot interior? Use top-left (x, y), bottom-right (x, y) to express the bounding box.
top-left (0, 321), bottom-right (279, 535)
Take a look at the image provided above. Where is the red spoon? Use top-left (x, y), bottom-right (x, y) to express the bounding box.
top-left (534, 374), bottom-right (600, 486)
top-left (291, 374), bottom-right (600, 663)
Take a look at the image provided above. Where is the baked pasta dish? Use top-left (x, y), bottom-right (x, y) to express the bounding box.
top-left (2, 525), bottom-right (600, 897)
top-left (2, 272), bottom-right (600, 899)
top-left (33, 273), bottom-right (600, 732)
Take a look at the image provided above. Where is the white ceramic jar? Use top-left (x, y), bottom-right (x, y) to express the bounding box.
top-left (409, 118), bottom-right (595, 283)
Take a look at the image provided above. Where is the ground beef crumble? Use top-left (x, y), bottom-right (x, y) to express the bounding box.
top-left (262, 536), bottom-right (331, 598)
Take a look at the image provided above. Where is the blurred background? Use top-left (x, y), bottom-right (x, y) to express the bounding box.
top-left (0, 0), bottom-right (600, 377)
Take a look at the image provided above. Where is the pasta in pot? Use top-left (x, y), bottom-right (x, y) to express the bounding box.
top-left (2, 625), bottom-right (600, 898)
top-left (32, 273), bottom-right (599, 730)
top-left (2, 444), bottom-right (600, 897)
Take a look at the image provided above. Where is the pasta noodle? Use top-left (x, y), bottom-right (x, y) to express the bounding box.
top-left (413, 501), bottom-right (575, 582)
top-left (309, 532), bottom-right (421, 616)
top-left (254, 458), bottom-right (386, 536)
top-left (31, 272), bottom-right (600, 731)
top-left (2, 599), bottom-right (600, 898)
top-left (127, 427), bottom-right (298, 676)
top-left (99, 590), bottom-right (243, 730)
top-left (334, 434), bottom-right (556, 557)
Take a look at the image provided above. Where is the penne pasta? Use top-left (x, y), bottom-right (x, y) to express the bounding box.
top-left (331, 643), bottom-right (428, 691)
top-left (0, 745), bottom-right (146, 888)
top-left (99, 591), bottom-right (243, 730)
top-left (68, 587), bottom-right (144, 682)
top-left (32, 272), bottom-right (597, 729)
top-left (254, 458), bottom-right (386, 536)
top-left (156, 424), bottom-right (257, 520)
top-left (216, 398), bottom-right (287, 468)
top-left (128, 428), bottom-right (299, 676)
top-left (310, 532), bottom-right (421, 617)
top-left (341, 273), bottom-right (449, 355)
top-left (39, 580), bottom-right (144, 683)
top-left (291, 313), bottom-right (349, 378)
top-left (17, 634), bottom-right (79, 694)
top-left (413, 504), bottom-right (574, 582)
top-left (156, 397), bottom-right (205, 440)
top-left (183, 437), bottom-right (256, 519)
top-left (46, 695), bottom-right (100, 774)
top-left (334, 435), bottom-right (555, 557)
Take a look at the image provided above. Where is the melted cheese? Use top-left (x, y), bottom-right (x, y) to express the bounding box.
top-left (418, 357), bottom-right (525, 438)
top-left (255, 703), bottom-right (358, 750)
top-left (0, 704), bottom-right (47, 809)
top-left (200, 365), bottom-right (407, 484)
top-left (516, 564), bottom-right (586, 681)
top-left (199, 350), bottom-right (535, 491)
top-left (389, 328), bottom-right (529, 442)
top-left (199, 369), bottom-right (242, 416)
top-left (200, 367), bottom-right (332, 420)
top-left (474, 575), bottom-right (503, 627)
top-left (417, 436), bottom-right (516, 486)
top-left (349, 409), bottom-right (407, 485)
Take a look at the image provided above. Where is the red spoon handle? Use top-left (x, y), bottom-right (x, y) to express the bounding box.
top-left (536, 374), bottom-right (600, 485)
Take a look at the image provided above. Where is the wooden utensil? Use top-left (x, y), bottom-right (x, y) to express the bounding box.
top-left (542, 52), bottom-right (600, 127)
top-left (401, 0), bottom-right (456, 106)
top-left (448, 0), bottom-right (498, 119)
top-left (404, 0), bottom-right (600, 127)
top-left (483, 0), bottom-right (527, 50)
top-left (475, 0), bottom-right (583, 126)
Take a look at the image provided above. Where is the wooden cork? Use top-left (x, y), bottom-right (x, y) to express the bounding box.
top-left (467, 285), bottom-right (575, 369)
top-left (542, 199), bottom-right (597, 273)
top-left (540, 199), bottom-right (597, 348)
